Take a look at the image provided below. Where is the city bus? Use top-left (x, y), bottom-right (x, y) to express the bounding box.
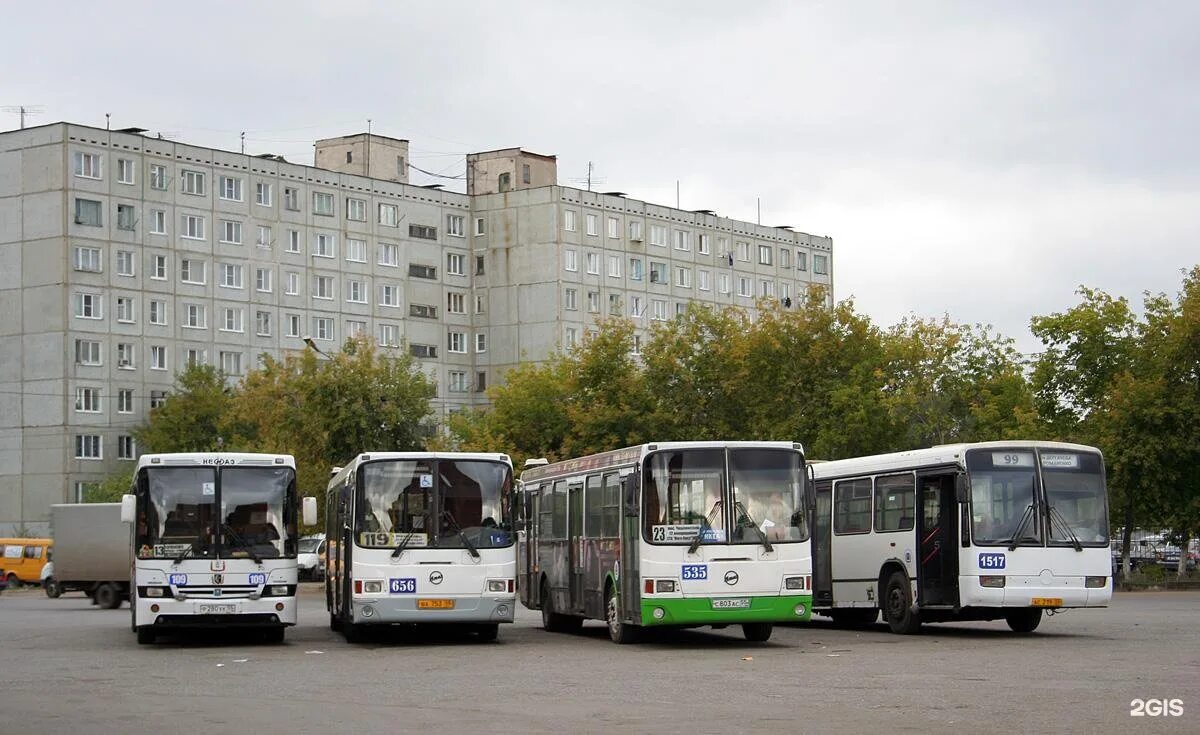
top-left (121, 453), bottom-right (316, 644)
top-left (518, 441), bottom-right (812, 644)
top-left (809, 441), bottom-right (1112, 634)
top-left (325, 452), bottom-right (517, 642)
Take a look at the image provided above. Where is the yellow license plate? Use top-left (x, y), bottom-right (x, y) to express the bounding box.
top-left (417, 599), bottom-right (455, 610)
top-left (1031, 597), bottom-right (1062, 607)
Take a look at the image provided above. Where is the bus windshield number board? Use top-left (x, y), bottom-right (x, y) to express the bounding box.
top-left (992, 452), bottom-right (1034, 468)
top-left (978, 553), bottom-right (1006, 570)
top-left (681, 564), bottom-right (708, 580)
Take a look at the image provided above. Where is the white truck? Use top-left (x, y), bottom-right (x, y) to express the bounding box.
top-left (49, 503), bottom-right (132, 609)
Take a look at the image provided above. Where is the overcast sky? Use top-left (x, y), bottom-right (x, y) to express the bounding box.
top-left (4, 1), bottom-right (1197, 353)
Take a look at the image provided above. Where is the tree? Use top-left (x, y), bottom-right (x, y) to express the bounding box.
top-left (134, 364), bottom-right (232, 453)
top-left (84, 469), bottom-right (135, 503)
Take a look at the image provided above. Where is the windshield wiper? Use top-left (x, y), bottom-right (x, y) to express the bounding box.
top-left (688, 500), bottom-right (723, 555)
top-left (173, 527), bottom-right (210, 565)
top-left (1006, 504), bottom-right (1036, 551)
top-left (1048, 506), bottom-right (1084, 552)
top-left (734, 501), bottom-right (774, 553)
top-left (440, 510), bottom-right (480, 559)
top-left (221, 524), bottom-right (263, 564)
top-left (390, 525), bottom-right (424, 559)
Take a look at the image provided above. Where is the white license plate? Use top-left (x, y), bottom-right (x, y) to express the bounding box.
top-left (198, 604), bottom-right (236, 615)
top-left (711, 598), bottom-right (751, 609)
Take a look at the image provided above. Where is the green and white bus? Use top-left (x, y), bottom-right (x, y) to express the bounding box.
top-left (518, 441), bottom-right (812, 644)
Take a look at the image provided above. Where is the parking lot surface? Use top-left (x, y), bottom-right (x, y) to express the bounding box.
top-left (0, 586), bottom-right (1196, 734)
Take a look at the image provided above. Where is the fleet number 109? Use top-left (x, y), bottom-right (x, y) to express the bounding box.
top-left (1130, 699), bottom-right (1183, 717)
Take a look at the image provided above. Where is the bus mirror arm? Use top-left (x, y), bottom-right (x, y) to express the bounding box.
top-left (955, 473), bottom-right (969, 503)
top-left (623, 473), bottom-right (640, 517)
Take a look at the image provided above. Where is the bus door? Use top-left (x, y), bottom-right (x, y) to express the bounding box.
top-left (568, 480), bottom-right (584, 613)
top-left (917, 472), bottom-right (959, 606)
top-left (812, 481), bottom-right (833, 606)
top-left (518, 485), bottom-right (534, 604)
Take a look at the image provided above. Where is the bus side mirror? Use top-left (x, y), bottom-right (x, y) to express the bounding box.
top-left (623, 473), bottom-right (639, 517)
top-left (955, 473), bottom-right (969, 503)
top-left (302, 497), bottom-right (318, 527)
top-left (120, 494), bottom-right (136, 524)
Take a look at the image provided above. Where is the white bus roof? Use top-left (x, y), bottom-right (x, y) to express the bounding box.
top-left (811, 440), bottom-right (1101, 480)
top-left (135, 453), bottom-right (296, 470)
top-left (328, 451), bottom-right (513, 487)
top-left (521, 441), bottom-right (804, 483)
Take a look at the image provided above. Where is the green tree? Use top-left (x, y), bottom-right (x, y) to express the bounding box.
top-left (83, 469), bottom-right (135, 503)
top-left (134, 364), bottom-right (232, 453)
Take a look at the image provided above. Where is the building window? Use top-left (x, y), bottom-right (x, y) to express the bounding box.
top-left (257, 225), bottom-right (272, 248)
top-left (74, 246), bottom-right (102, 272)
top-left (475, 333), bottom-right (487, 353)
top-left (220, 263), bottom-right (244, 289)
top-left (814, 254), bottom-right (828, 275)
top-left (565, 328), bottom-right (578, 348)
top-left (118, 389), bottom-right (134, 414)
top-left (759, 279), bottom-right (775, 297)
top-left (796, 251), bottom-right (808, 271)
top-left (608, 294), bottom-right (621, 316)
top-left (150, 390), bottom-right (168, 409)
top-left (183, 303), bottom-right (206, 329)
top-left (718, 273), bottom-right (730, 294)
top-left (118, 435), bottom-right (136, 460)
top-left (74, 198), bottom-right (102, 226)
top-left (649, 225), bottom-right (667, 247)
top-left (474, 217), bottom-right (485, 236)
top-left (447, 292), bottom-right (465, 314)
top-left (75, 386), bottom-right (102, 413)
top-left (380, 284), bottom-right (400, 307)
top-left (475, 295), bottom-right (485, 314)
top-left (313, 191), bottom-right (334, 216)
top-left (586, 252), bottom-right (599, 275)
top-left (498, 172), bottom-right (511, 192)
top-left (112, 341), bottom-right (132, 367)
top-left (285, 272), bottom-right (299, 295)
top-left (674, 230), bottom-right (690, 251)
top-left (410, 344), bottom-right (438, 359)
top-left (447, 214), bottom-right (465, 237)
top-left (286, 230), bottom-right (300, 253)
top-left (409, 224), bottom-right (437, 240)
top-left (652, 299), bottom-right (667, 321)
top-left (475, 371), bottom-right (487, 393)
top-left (181, 214), bottom-right (206, 240)
top-left (220, 307), bottom-right (244, 333)
top-left (674, 266), bottom-right (692, 288)
top-left (150, 209), bottom-right (166, 234)
top-left (449, 370), bottom-right (468, 393)
top-left (346, 238), bottom-right (366, 263)
top-left (408, 303), bottom-right (435, 319)
top-left (758, 244), bottom-right (773, 266)
top-left (607, 217), bottom-right (619, 239)
top-left (181, 169), bottom-right (206, 195)
top-left (447, 253), bottom-right (465, 276)
top-left (75, 434), bottom-right (102, 460)
top-left (180, 258), bottom-right (206, 285)
top-left (608, 255), bottom-right (622, 278)
top-left (255, 268), bottom-right (272, 292)
top-left (448, 331), bottom-right (466, 353)
top-left (220, 351), bottom-right (243, 376)
top-left (563, 210), bottom-right (577, 232)
top-left (522, 163), bottom-right (531, 184)
top-left (255, 182), bottom-right (272, 207)
top-left (313, 232), bottom-right (335, 258)
top-left (737, 241), bottom-right (750, 262)
top-left (313, 317), bottom-right (334, 341)
top-left (313, 275), bottom-right (333, 300)
top-left (75, 339), bottom-right (102, 366)
top-left (346, 320), bottom-right (366, 339)
top-left (73, 151), bottom-right (102, 179)
top-left (219, 220), bottom-right (242, 245)
top-left (149, 300), bottom-right (166, 325)
top-left (409, 264), bottom-right (437, 280)
top-left (346, 279), bottom-right (366, 304)
top-left (73, 292), bottom-right (102, 319)
top-left (116, 296), bottom-right (134, 323)
top-left (565, 288), bottom-right (578, 310)
top-left (630, 295), bottom-right (643, 318)
top-left (629, 221), bottom-right (643, 241)
top-left (116, 204), bottom-right (136, 231)
top-left (379, 323), bottom-right (399, 347)
top-left (346, 198), bottom-right (366, 221)
top-left (219, 176), bottom-right (243, 202)
top-left (587, 291), bottom-right (600, 313)
top-left (586, 213), bottom-right (598, 236)
top-left (738, 277), bottom-right (751, 297)
top-left (779, 249), bottom-right (791, 268)
top-left (378, 243), bottom-right (398, 266)
top-left (149, 164), bottom-right (168, 190)
top-left (286, 314), bottom-right (301, 338)
top-left (256, 310), bottom-right (272, 336)
top-left (475, 255), bottom-right (486, 276)
top-left (378, 203), bottom-right (397, 227)
top-left (564, 249), bottom-right (578, 272)
top-left (188, 348), bottom-right (208, 368)
top-left (698, 269), bottom-right (711, 291)
top-left (649, 261), bottom-right (667, 284)
top-left (150, 345), bottom-right (167, 370)
top-left (284, 187), bottom-right (299, 211)
top-left (629, 258), bottom-right (643, 281)
top-left (698, 234), bottom-right (710, 255)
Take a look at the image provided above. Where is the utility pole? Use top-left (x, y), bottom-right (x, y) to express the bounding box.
top-left (240, 131), bottom-right (245, 154)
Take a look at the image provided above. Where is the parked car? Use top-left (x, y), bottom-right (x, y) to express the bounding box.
top-left (0, 538), bottom-right (53, 586)
top-left (297, 534), bottom-right (326, 581)
top-left (0, 568), bottom-right (7, 594)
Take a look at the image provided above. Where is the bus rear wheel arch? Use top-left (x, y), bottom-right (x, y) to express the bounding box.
top-left (605, 581), bottom-right (639, 644)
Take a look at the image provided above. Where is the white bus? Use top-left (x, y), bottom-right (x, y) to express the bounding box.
top-left (325, 452), bottom-right (517, 642)
top-left (121, 453), bottom-right (317, 644)
top-left (810, 441), bottom-right (1112, 634)
top-left (518, 442), bottom-right (812, 644)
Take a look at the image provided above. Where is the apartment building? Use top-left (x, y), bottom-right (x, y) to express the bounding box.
top-left (0, 123), bottom-right (832, 533)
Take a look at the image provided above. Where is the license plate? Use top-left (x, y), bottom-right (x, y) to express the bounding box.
top-left (417, 599), bottom-right (455, 610)
top-left (1031, 597), bottom-right (1062, 607)
top-left (198, 604), bottom-right (236, 614)
top-left (711, 598), bottom-right (751, 609)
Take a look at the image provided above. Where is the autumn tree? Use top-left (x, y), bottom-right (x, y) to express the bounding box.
top-left (134, 364), bottom-right (233, 453)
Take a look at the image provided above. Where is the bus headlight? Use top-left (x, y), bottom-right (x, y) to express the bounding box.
top-left (1085, 576), bottom-right (1108, 588)
top-left (652, 607), bottom-right (665, 619)
top-left (655, 580), bottom-right (677, 593)
top-left (980, 575), bottom-right (1006, 588)
top-left (487, 579), bottom-right (507, 593)
top-left (362, 580), bottom-right (384, 594)
top-left (784, 576), bottom-right (805, 590)
top-left (794, 604), bottom-right (807, 616)
top-left (143, 586), bottom-right (166, 598)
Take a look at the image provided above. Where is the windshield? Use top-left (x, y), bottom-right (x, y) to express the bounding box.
top-left (220, 467), bottom-right (295, 558)
top-left (966, 449), bottom-right (1041, 546)
top-left (643, 449), bottom-right (726, 544)
top-left (136, 467), bottom-right (217, 560)
top-left (356, 459), bottom-right (513, 549)
top-left (730, 448), bottom-right (807, 543)
top-left (1041, 451), bottom-right (1108, 546)
top-left (298, 538), bottom-right (323, 554)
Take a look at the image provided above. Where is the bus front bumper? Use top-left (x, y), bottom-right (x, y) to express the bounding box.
top-left (961, 575), bottom-right (1112, 607)
top-left (137, 595), bottom-right (298, 627)
top-left (640, 594), bottom-right (813, 626)
top-left (351, 595), bottom-right (516, 624)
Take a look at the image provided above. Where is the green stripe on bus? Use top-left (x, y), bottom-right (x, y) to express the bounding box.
top-left (639, 594), bottom-right (813, 626)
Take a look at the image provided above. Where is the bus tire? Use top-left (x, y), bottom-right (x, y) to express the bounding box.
top-left (540, 580), bottom-right (573, 633)
top-left (475, 623), bottom-right (499, 642)
top-left (343, 622), bottom-right (366, 643)
top-left (135, 626), bottom-right (155, 645)
top-left (742, 622), bottom-right (773, 642)
top-left (262, 626), bottom-right (286, 644)
top-left (44, 577), bottom-right (62, 598)
top-left (95, 583), bottom-right (122, 610)
top-left (883, 571), bottom-right (921, 634)
top-left (329, 613), bottom-right (343, 632)
top-left (830, 608), bottom-right (878, 628)
top-left (606, 584), bottom-right (639, 644)
top-left (1005, 608), bottom-right (1043, 633)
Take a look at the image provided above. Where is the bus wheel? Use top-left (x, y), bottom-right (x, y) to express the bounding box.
top-left (475, 624), bottom-right (499, 642)
top-left (606, 585), bottom-right (639, 644)
top-left (135, 627), bottom-right (156, 645)
top-left (742, 623), bottom-right (773, 642)
top-left (883, 571), bottom-right (921, 634)
top-left (830, 609), bottom-right (878, 628)
top-left (329, 613), bottom-right (343, 632)
top-left (343, 623), bottom-right (366, 643)
top-left (44, 577), bottom-right (62, 599)
top-left (262, 627), bottom-right (286, 644)
top-left (1005, 608), bottom-right (1043, 633)
top-left (95, 583), bottom-right (122, 610)
top-left (540, 581), bottom-right (570, 633)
